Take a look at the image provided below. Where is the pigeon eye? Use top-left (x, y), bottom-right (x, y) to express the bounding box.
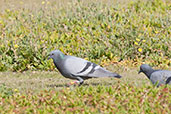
top-left (52, 53), bottom-right (54, 55)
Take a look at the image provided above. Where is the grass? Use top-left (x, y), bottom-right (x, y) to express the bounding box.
top-left (0, 66), bottom-right (170, 113)
top-left (0, 0), bottom-right (170, 71)
top-left (0, 67), bottom-right (147, 92)
top-left (0, 0), bottom-right (171, 113)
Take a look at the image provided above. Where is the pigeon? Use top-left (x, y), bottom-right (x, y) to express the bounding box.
top-left (48, 50), bottom-right (122, 85)
top-left (138, 64), bottom-right (171, 87)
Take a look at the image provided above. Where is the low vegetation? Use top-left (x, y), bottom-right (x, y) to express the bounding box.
top-left (0, 71), bottom-right (170, 113)
top-left (0, 0), bottom-right (170, 113)
top-left (0, 0), bottom-right (170, 71)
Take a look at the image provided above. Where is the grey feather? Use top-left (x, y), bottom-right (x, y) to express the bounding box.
top-left (48, 50), bottom-right (122, 85)
top-left (139, 64), bottom-right (171, 87)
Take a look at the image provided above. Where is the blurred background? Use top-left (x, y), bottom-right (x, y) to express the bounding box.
top-left (0, 0), bottom-right (170, 72)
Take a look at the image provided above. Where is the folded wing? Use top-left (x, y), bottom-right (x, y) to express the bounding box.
top-left (64, 56), bottom-right (121, 78)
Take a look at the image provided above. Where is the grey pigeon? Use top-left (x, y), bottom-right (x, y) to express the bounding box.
top-left (139, 64), bottom-right (171, 87)
top-left (48, 50), bottom-right (122, 85)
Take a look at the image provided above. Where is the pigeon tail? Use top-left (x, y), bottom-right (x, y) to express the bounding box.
top-left (166, 77), bottom-right (171, 84)
top-left (112, 74), bottom-right (122, 78)
top-left (114, 74), bottom-right (122, 78)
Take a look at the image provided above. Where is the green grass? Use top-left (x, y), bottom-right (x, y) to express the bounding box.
top-left (0, 0), bottom-right (171, 113)
top-left (0, 0), bottom-right (170, 71)
top-left (0, 68), bottom-right (170, 113)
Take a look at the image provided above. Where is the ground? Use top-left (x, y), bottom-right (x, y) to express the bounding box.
top-left (0, 66), bottom-right (170, 113)
top-left (0, 67), bottom-right (153, 93)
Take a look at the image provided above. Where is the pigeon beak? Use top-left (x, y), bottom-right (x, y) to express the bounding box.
top-left (48, 56), bottom-right (51, 60)
top-left (47, 55), bottom-right (51, 60)
top-left (138, 70), bottom-right (142, 74)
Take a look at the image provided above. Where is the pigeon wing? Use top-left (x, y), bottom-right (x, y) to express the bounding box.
top-left (151, 70), bottom-right (171, 85)
top-left (64, 56), bottom-right (121, 78)
top-left (64, 56), bottom-right (95, 76)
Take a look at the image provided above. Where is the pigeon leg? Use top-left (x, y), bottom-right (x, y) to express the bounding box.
top-left (68, 81), bottom-right (80, 86)
top-left (76, 77), bottom-right (84, 86)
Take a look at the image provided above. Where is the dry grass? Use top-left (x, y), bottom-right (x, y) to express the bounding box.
top-left (0, 0), bottom-right (133, 9)
top-left (0, 66), bottom-right (151, 93)
top-left (1, 63), bottom-right (170, 93)
top-left (0, 0), bottom-right (145, 13)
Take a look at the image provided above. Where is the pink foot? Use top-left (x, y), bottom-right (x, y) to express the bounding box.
top-left (68, 81), bottom-right (80, 86)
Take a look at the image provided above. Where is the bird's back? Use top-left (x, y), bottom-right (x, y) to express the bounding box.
top-left (63, 56), bottom-right (89, 75)
top-left (150, 70), bottom-right (171, 85)
top-left (63, 55), bottom-right (121, 78)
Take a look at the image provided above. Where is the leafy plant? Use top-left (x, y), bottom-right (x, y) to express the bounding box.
top-left (0, 84), bottom-right (13, 98)
top-left (0, 0), bottom-right (170, 71)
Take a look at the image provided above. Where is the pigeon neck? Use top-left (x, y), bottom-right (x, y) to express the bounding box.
top-left (59, 53), bottom-right (65, 59)
top-left (144, 69), bottom-right (155, 79)
top-left (53, 53), bottom-right (65, 69)
top-left (53, 58), bottom-right (62, 71)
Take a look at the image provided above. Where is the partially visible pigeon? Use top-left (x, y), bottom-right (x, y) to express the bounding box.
top-left (48, 50), bottom-right (122, 85)
top-left (138, 64), bottom-right (171, 87)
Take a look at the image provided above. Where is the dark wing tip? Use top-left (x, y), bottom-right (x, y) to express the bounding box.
top-left (115, 74), bottom-right (122, 78)
top-left (166, 77), bottom-right (171, 84)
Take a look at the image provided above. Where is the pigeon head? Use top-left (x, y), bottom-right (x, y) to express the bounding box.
top-left (138, 64), bottom-right (152, 74)
top-left (138, 64), bottom-right (155, 79)
top-left (48, 50), bottom-right (65, 61)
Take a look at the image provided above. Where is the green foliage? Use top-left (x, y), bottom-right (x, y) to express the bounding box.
top-left (0, 84), bottom-right (170, 113)
top-left (0, 0), bottom-right (170, 71)
top-left (0, 84), bottom-right (13, 98)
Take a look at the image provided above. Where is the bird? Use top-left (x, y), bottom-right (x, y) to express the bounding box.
top-left (138, 64), bottom-right (171, 87)
top-left (48, 50), bottom-right (122, 85)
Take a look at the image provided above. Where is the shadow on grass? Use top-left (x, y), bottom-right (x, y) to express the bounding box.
top-left (47, 82), bottom-right (114, 88)
top-left (47, 84), bottom-right (70, 88)
top-left (83, 82), bottom-right (113, 86)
